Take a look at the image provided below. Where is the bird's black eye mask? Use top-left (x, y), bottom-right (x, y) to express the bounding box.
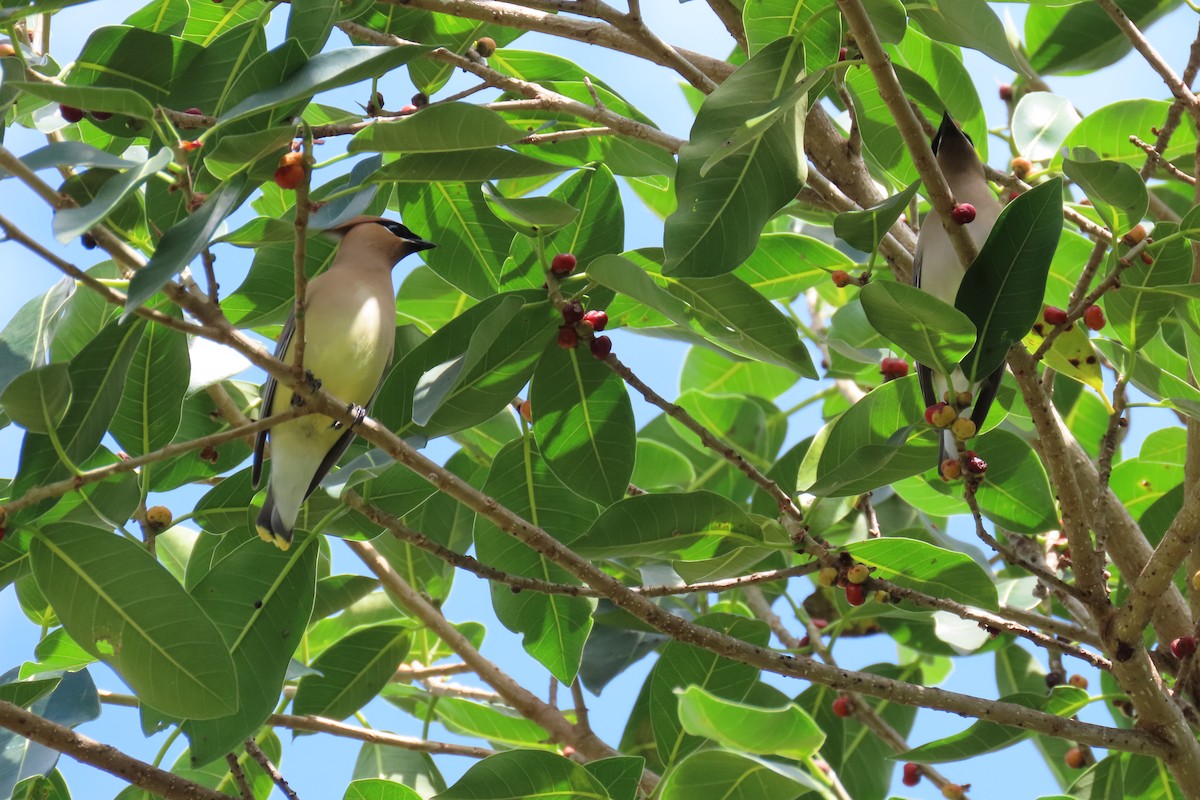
top-left (376, 220), bottom-right (418, 240)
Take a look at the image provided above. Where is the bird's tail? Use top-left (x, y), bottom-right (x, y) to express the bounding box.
top-left (255, 491), bottom-right (294, 551)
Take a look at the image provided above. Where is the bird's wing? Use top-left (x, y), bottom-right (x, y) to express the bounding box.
top-left (300, 357), bottom-right (393, 500)
top-left (252, 312), bottom-right (295, 490)
top-left (970, 364), bottom-right (1004, 431)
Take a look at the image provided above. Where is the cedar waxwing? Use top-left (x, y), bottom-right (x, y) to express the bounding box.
top-left (251, 216), bottom-right (435, 549)
top-left (913, 113), bottom-right (1004, 476)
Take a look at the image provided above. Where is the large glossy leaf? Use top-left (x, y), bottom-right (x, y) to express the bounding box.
top-left (588, 253), bottom-right (815, 376)
top-left (183, 534), bottom-right (318, 764)
top-left (370, 148), bottom-right (570, 182)
top-left (345, 780), bottom-right (422, 800)
top-left (573, 491), bottom-right (764, 560)
top-left (52, 148), bottom-right (172, 244)
top-left (844, 537), bottom-right (999, 609)
top-left (433, 697), bottom-right (551, 748)
top-left (908, 0), bottom-right (1019, 70)
top-left (676, 685), bottom-right (824, 760)
top-left (834, 180), bottom-right (921, 255)
top-left (861, 281), bottom-right (977, 377)
top-left (956, 178), bottom-right (1063, 383)
top-left (438, 751), bottom-right (609, 800)
top-left (293, 623), bottom-right (410, 720)
top-left (1027, 0), bottom-right (1179, 75)
top-left (649, 613), bottom-right (768, 767)
top-left (1107, 222), bottom-right (1191, 352)
top-left (30, 526), bottom-right (237, 719)
top-left (1012, 92), bottom-right (1081, 161)
top-left (125, 175), bottom-right (247, 314)
top-left (658, 750), bottom-right (822, 800)
top-left (1058, 99), bottom-right (1197, 167)
top-left (66, 26), bottom-right (202, 104)
top-left (0, 278), bottom-right (74, 397)
top-left (1062, 149), bottom-right (1147, 237)
top-left (10, 81), bottom-right (155, 119)
top-left (0, 363), bottom-right (71, 434)
top-left (473, 437), bottom-right (596, 683)
top-left (350, 103), bottom-right (527, 152)
top-left (167, 20), bottom-right (267, 116)
top-left (743, 0), bottom-right (841, 67)
top-left (220, 45), bottom-right (430, 123)
top-left (664, 35), bottom-right (807, 277)
top-left (797, 375), bottom-right (936, 496)
top-left (109, 316), bottom-right (188, 457)
top-left (531, 344), bottom-right (635, 506)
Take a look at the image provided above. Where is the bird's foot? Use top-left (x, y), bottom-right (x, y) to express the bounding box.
top-left (331, 402), bottom-right (367, 430)
top-left (290, 371), bottom-right (321, 407)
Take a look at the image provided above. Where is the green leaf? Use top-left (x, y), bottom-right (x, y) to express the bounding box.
top-left (350, 103), bottom-right (528, 152)
top-left (204, 126), bottom-right (294, 181)
top-left (908, 0), bottom-right (1019, 71)
top-left (183, 535), bottom-right (318, 764)
top-left (352, 742), bottom-right (446, 795)
top-left (860, 281), bottom-right (977, 377)
top-left (531, 345), bottom-right (636, 506)
top-left (845, 536), bottom-right (999, 609)
top-left (588, 253), bottom-right (816, 376)
top-left (649, 614), bottom-right (768, 767)
top-left (167, 20), bottom-right (267, 115)
top-left (0, 677), bottom-right (60, 708)
top-left (109, 317), bottom-right (188, 457)
top-left (66, 26), bottom-right (202, 105)
top-left (744, 0), bottom-right (841, 65)
top-left (834, 180), bottom-right (921, 254)
top-left (395, 183), bottom-right (516, 299)
top-left (1062, 148), bottom-right (1147, 237)
top-left (481, 181), bottom-right (580, 237)
top-left (52, 149), bottom-right (172, 244)
top-left (1027, 0), bottom-right (1179, 75)
top-left (219, 45), bottom-right (431, 123)
top-left (438, 750), bottom-right (610, 800)
top-left (1059, 99), bottom-right (1197, 167)
top-left (584, 757), bottom-right (643, 800)
top-left (1012, 92), bottom-right (1081, 161)
top-left (474, 437), bottom-right (596, 683)
top-left (125, 175), bottom-right (246, 314)
top-left (370, 149), bottom-right (569, 182)
top-left (677, 685), bottom-right (824, 760)
top-left (658, 750), bottom-right (822, 800)
top-left (956, 178), bottom-right (1063, 383)
top-left (1, 363), bottom-right (71, 434)
top-left (798, 375), bottom-right (936, 496)
top-left (1095, 338), bottom-right (1200, 422)
top-left (293, 623), bottom-right (410, 720)
top-left (9, 81), bottom-right (155, 119)
top-left (344, 779), bottom-right (422, 800)
top-left (433, 697), bottom-right (551, 748)
top-left (681, 346), bottom-right (797, 399)
top-left (664, 35), bottom-right (807, 277)
top-left (573, 491), bottom-right (764, 560)
top-left (30, 526), bottom-right (237, 719)
top-left (903, 687), bottom-right (1089, 763)
top-left (0, 278), bottom-right (74, 396)
top-left (287, 0), bottom-right (339, 55)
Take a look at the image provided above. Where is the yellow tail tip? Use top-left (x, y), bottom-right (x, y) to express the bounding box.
top-left (255, 524), bottom-right (274, 544)
top-left (272, 533), bottom-right (292, 551)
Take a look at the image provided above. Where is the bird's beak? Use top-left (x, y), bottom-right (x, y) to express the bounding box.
top-left (408, 239), bottom-right (437, 253)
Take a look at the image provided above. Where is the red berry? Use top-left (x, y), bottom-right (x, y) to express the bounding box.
top-left (561, 300), bottom-right (584, 324)
top-left (999, 84), bottom-right (1013, 102)
top-left (1011, 156), bottom-right (1033, 177)
top-left (1171, 636), bottom-right (1197, 658)
top-left (798, 635), bottom-right (810, 648)
top-left (582, 310), bottom-right (608, 332)
top-left (399, 104), bottom-right (418, 115)
top-left (940, 458), bottom-right (962, 481)
top-left (1083, 305), bottom-right (1106, 331)
top-left (1065, 747), bottom-right (1086, 769)
top-left (90, 110), bottom-right (113, 121)
top-left (1043, 306), bottom-right (1069, 326)
top-left (590, 335), bottom-right (612, 359)
top-left (519, 399), bottom-right (532, 423)
top-left (830, 269), bottom-right (851, 288)
top-left (837, 47), bottom-right (848, 61)
top-left (812, 618), bottom-right (828, 629)
top-left (880, 357), bottom-right (908, 380)
top-left (902, 762), bottom-right (921, 787)
top-left (273, 163), bottom-right (305, 190)
top-left (965, 451), bottom-right (988, 475)
top-left (183, 107), bottom-right (203, 116)
top-left (180, 140), bottom-right (203, 152)
top-left (831, 695), bottom-right (852, 717)
top-left (950, 203), bottom-right (976, 225)
top-left (59, 104), bottom-right (84, 123)
top-left (924, 402), bottom-right (943, 425)
top-left (551, 253), bottom-right (577, 275)
top-left (557, 325), bottom-right (578, 349)
top-left (845, 583), bottom-right (866, 606)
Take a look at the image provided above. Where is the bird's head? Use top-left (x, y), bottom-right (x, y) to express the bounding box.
top-left (323, 215), bottom-right (436, 267)
top-left (931, 112), bottom-right (985, 184)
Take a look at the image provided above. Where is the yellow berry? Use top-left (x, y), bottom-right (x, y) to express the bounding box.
top-left (846, 563), bottom-right (870, 584)
top-left (817, 567), bottom-right (838, 588)
top-left (145, 505), bottom-right (173, 532)
top-left (955, 390), bottom-right (973, 408)
top-left (931, 405), bottom-right (957, 428)
top-left (1068, 674), bottom-right (1088, 690)
top-left (950, 418), bottom-right (977, 441)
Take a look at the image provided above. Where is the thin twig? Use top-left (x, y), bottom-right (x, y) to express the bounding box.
top-left (244, 737), bottom-right (300, 800)
top-left (1132, 135), bottom-right (1198, 185)
top-left (225, 753), bottom-right (254, 800)
top-left (291, 130), bottom-right (313, 374)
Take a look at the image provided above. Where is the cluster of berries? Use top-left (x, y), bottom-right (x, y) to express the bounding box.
top-left (816, 562), bottom-right (882, 608)
top-left (550, 254), bottom-right (611, 358)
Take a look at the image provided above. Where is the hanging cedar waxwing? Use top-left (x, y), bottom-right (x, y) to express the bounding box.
top-left (251, 216), bottom-right (435, 549)
top-left (912, 113), bottom-right (1004, 476)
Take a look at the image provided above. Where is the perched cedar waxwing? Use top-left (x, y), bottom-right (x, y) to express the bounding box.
top-left (251, 216), bottom-right (435, 549)
top-left (912, 113), bottom-right (1004, 476)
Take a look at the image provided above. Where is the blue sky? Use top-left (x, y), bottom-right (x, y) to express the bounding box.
top-left (2, 3), bottom-right (1198, 799)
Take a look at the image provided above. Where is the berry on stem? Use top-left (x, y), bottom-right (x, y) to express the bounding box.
top-left (582, 310), bottom-right (608, 331)
top-left (880, 357), bottom-right (908, 380)
top-left (950, 418), bottom-right (977, 441)
top-left (551, 253), bottom-right (577, 275)
top-left (59, 104), bottom-right (85, 123)
top-left (562, 300), bottom-right (584, 324)
top-left (475, 36), bottom-right (496, 57)
top-left (965, 451), bottom-right (988, 475)
top-left (1171, 636), bottom-right (1197, 659)
top-left (519, 399), bottom-right (532, 423)
top-left (590, 335), bottom-right (612, 359)
top-left (1011, 156), bottom-right (1033, 177)
top-left (1068, 674), bottom-right (1089, 690)
top-left (831, 269), bottom-right (851, 288)
top-left (1083, 305), bottom-right (1106, 331)
top-left (399, 104), bottom-right (418, 115)
top-left (816, 567), bottom-right (838, 588)
top-left (91, 110), bottom-right (113, 121)
top-left (1122, 224), bottom-right (1147, 246)
top-left (557, 325), bottom-right (578, 349)
top-left (846, 563), bottom-right (870, 584)
top-left (145, 505), bottom-right (173, 532)
top-left (999, 84), bottom-right (1013, 101)
top-left (1065, 747), bottom-right (1086, 769)
top-left (1043, 306), bottom-right (1069, 326)
top-left (950, 203), bottom-right (976, 225)
top-left (844, 583), bottom-right (866, 606)
top-left (902, 763), bottom-right (921, 787)
top-left (831, 695), bottom-right (853, 717)
top-left (940, 458), bottom-right (962, 481)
